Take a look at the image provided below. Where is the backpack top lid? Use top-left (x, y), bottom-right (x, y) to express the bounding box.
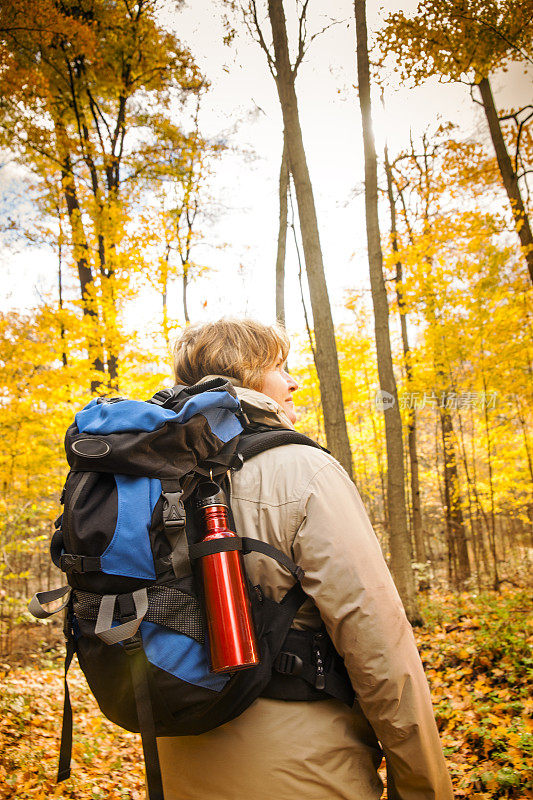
top-left (64, 378), bottom-right (245, 487)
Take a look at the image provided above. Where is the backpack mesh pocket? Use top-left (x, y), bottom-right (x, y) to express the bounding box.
top-left (73, 585), bottom-right (206, 643)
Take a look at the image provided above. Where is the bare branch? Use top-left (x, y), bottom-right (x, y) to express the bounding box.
top-left (85, 89), bottom-right (107, 155)
top-left (86, 86), bottom-right (113, 143)
top-left (287, 174), bottom-right (316, 361)
top-left (469, 83), bottom-right (484, 107)
top-left (499, 105), bottom-right (533, 122)
top-left (293, 0), bottom-right (310, 75)
top-left (247, 0), bottom-right (276, 77)
top-left (294, 17), bottom-right (345, 75)
top-left (515, 111), bottom-right (533, 174)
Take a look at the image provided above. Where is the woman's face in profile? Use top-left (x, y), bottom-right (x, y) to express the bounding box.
top-left (259, 355), bottom-right (299, 424)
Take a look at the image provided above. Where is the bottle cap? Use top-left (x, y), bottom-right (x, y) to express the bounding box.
top-left (194, 480), bottom-right (229, 510)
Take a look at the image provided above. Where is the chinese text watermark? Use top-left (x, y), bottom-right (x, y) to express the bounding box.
top-left (375, 390), bottom-right (500, 411)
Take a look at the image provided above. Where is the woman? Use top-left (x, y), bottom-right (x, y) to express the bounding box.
top-left (158, 318), bottom-right (453, 800)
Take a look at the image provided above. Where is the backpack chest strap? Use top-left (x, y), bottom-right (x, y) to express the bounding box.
top-left (188, 536), bottom-right (304, 581)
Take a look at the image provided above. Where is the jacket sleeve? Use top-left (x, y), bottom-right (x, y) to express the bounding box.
top-left (290, 459), bottom-right (454, 800)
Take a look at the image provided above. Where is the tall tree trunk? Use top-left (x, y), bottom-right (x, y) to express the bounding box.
top-left (514, 395), bottom-right (533, 545)
top-left (162, 245), bottom-right (170, 350)
top-left (267, 0), bottom-right (353, 478)
top-left (470, 410), bottom-right (498, 586)
top-left (288, 180), bottom-right (317, 363)
top-left (384, 144), bottom-right (426, 564)
top-left (60, 157), bottom-right (105, 390)
top-left (439, 399), bottom-right (471, 587)
top-left (478, 77), bottom-right (533, 284)
top-left (355, 411), bottom-right (372, 518)
top-left (431, 313), bottom-right (471, 586)
top-left (97, 247), bottom-right (119, 390)
top-left (480, 344), bottom-right (500, 589)
top-left (354, 0), bottom-right (420, 623)
top-left (276, 134), bottom-right (289, 327)
top-left (420, 253), bottom-right (470, 585)
top-left (434, 412), bottom-right (452, 580)
top-left (56, 210), bottom-right (68, 369)
top-left (183, 264), bottom-right (190, 324)
top-left (362, 362), bottom-right (388, 527)
top-left (455, 402), bottom-right (487, 589)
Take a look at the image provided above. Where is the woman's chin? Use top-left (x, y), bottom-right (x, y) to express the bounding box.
top-left (285, 404), bottom-right (297, 424)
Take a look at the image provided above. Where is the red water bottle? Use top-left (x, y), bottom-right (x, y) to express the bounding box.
top-left (195, 481), bottom-right (259, 673)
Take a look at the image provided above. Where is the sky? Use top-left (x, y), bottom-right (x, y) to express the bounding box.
top-left (0, 0), bottom-right (530, 341)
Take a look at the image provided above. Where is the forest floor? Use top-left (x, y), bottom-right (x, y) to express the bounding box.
top-left (0, 588), bottom-right (531, 800)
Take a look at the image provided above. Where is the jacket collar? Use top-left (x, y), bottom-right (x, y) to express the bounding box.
top-left (197, 374), bottom-right (295, 431)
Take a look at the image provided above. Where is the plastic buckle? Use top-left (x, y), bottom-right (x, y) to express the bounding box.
top-left (150, 388), bottom-right (174, 407)
top-left (275, 651), bottom-right (304, 677)
top-left (162, 490), bottom-right (186, 529)
top-left (123, 634), bottom-right (142, 654)
top-left (60, 554), bottom-right (81, 573)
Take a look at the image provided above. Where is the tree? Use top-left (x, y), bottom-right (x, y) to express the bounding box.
top-left (275, 135), bottom-right (289, 326)
top-left (385, 111), bottom-right (533, 586)
top-left (389, 130), bottom-right (476, 587)
top-left (135, 92), bottom-right (222, 343)
top-left (296, 223), bottom-right (533, 591)
top-left (0, 305), bottom-right (91, 614)
top-left (379, 0), bottom-right (533, 284)
top-left (224, 0), bottom-right (353, 477)
top-left (0, 0), bottom-right (203, 389)
top-left (354, 0), bottom-right (421, 622)
top-left (383, 140), bottom-right (426, 566)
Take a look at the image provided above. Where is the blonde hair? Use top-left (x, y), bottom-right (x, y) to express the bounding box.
top-left (173, 318), bottom-right (290, 390)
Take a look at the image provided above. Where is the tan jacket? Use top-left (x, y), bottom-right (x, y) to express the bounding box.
top-left (158, 385), bottom-right (453, 800)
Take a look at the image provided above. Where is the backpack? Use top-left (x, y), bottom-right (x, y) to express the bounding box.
top-left (29, 378), bottom-right (354, 800)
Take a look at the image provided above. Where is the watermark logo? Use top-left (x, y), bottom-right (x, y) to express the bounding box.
top-left (373, 389), bottom-right (500, 412)
top-left (399, 390), bottom-right (499, 411)
top-left (375, 390), bottom-right (395, 411)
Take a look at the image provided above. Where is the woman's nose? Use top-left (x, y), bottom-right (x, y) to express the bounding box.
top-left (284, 371), bottom-right (298, 392)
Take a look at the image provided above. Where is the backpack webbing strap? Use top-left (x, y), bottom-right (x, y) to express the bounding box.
top-left (28, 585), bottom-right (71, 619)
top-left (272, 651), bottom-right (354, 706)
top-left (279, 580), bottom-right (307, 614)
top-left (57, 552), bottom-right (174, 577)
top-left (237, 429), bottom-right (325, 462)
top-left (148, 384), bottom-right (187, 407)
top-left (242, 538), bottom-right (305, 581)
top-left (188, 537), bottom-right (304, 581)
top-left (95, 589), bottom-right (148, 645)
top-left (128, 643), bottom-right (164, 800)
top-left (60, 554), bottom-right (101, 573)
top-left (188, 538), bottom-right (243, 560)
top-left (57, 633), bottom-right (75, 782)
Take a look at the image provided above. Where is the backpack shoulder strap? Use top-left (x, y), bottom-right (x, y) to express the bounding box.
top-left (237, 427), bottom-right (326, 463)
top-left (229, 432), bottom-right (354, 708)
